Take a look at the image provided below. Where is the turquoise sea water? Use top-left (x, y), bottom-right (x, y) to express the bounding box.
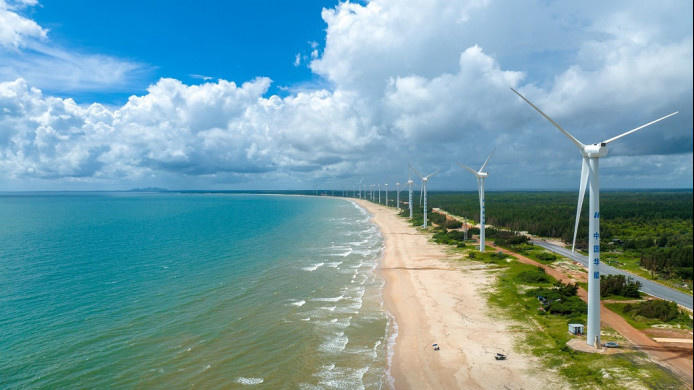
top-left (0, 193), bottom-right (389, 389)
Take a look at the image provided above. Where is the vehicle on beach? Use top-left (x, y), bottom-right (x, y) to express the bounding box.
top-left (494, 353), bottom-right (507, 360)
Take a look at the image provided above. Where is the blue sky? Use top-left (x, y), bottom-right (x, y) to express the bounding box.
top-left (1, 0), bottom-right (692, 191)
top-left (25, 0), bottom-right (339, 103)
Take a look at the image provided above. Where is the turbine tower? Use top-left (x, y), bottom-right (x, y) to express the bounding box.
top-left (511, 87), bottom-right (678, 348)
top-left (407, 169), bottom-right (415, 219)
top-left (385, 183), bottom-right (389, 207)
top-left (458, 149), bottom-right (495, 253)
top-left (395, 182), bottom-right (403, 211)
top-left (409, 164), bottom-right (440, 228)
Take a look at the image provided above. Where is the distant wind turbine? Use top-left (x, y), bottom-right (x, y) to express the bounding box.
top-left (406, 169), bottom-right (415, 219)
top-left (409, 164), bottom-right (440, 228)
top-left (395, 182), bottom-right (404, 211)
top-left (511, 87), bottom-right (678, 348)
top-left (458, 149), bottom-right (495, 253)
top-left (385, 183), bottom-right (389, 207)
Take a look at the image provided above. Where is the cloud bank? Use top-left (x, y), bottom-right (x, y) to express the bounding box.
top-left (0, 0), bottom-right (692, 190)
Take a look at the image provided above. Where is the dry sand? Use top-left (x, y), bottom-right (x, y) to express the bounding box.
top-left (353, 199), bottom-right (566, 389)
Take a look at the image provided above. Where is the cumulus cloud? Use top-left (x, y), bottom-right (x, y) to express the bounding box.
top-left (0, 0), bottom-right (46, 49)
top-left (0, 0), bottom-right (691, 190)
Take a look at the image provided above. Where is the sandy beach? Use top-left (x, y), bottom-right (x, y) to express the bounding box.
top-left (354, 199), bottom-right (566, 389)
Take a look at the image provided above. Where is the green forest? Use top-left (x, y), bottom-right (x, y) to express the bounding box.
top-left (390, 190), bottom-right (692, 285)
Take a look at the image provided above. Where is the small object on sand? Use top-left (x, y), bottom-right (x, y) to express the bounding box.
top-left (494, 353), bottom-right (506, 360)
top-left (433, 343), bottom-right (440, 351)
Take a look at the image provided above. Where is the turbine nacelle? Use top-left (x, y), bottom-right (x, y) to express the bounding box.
top-left (583, 143), bottom-right (608, 158)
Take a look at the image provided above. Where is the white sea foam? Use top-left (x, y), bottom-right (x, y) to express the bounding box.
top-left (303, 262), bottom-right (325, 272)
top-left (316, 364), bottom-right (369, 389)
top-left (289, 299), bottom-right (306, 307)
top-left (320, 332), bottom-right (349, 354)
top-left (312, 295), bottom-right (344, 302)
top-left (326, 261), bottom-right (343, 268)
top-left (336, 248), bottom-right (353, 257)
top-left (385, 312), bottom-right (398, 389)
top-left (236, 377), bottom-right (264, 385)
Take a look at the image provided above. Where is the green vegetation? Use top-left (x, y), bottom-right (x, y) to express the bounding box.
top-left (461, 250), bottom-right (685, 388)
top-left (606, 300), bottom-right (693, 329)
top-left (599, 274), bottom-right (641, 298)
top-left (515, 266), bottom-right (552, 284)
top-left (426, 191), bottom-right (693, 289)
top-left (529, 281), bottom-right (587, 316)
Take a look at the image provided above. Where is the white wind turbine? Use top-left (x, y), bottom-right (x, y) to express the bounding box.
top-left (385, 183), bottom-right (389, 207)
top-left (511, 87), bottom-right (678, 348)
top-left (406, 169), bottom-right (416, 219)
top-left (457, 149), bottom-right (495, 253)
top-left (409, 164), bottom-right (440, 228)
top-left (395, 182), bottom-right (404, 211)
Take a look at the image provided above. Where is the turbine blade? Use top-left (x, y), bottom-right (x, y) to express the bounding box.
top-left (572, 158), bottom-right (589, 253)
top-left (419, 184), bottom-right (423, 207)
top-left (457, 162), bottom-right (479, 176)
top-left (426, 169), bottom-right (441, 179)
top-left (510, 88), bottom-right (585, 150)
top-left (480, 148), bottom-right (495, 172)
top-left (408, 163), bottom-right (423, 180)
top-left (603, 112), bottom-right (679, 144)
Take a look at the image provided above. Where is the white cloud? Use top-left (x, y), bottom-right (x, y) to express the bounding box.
top-left (0, 0), bottom-right (47, 49)
top-left (0, 1), bottom-right (149, 94)
top-left (0, 0), bottom-right (691, 190)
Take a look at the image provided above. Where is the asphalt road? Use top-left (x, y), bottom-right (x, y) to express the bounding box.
top-left (531, 240), bottom-right (693, 310)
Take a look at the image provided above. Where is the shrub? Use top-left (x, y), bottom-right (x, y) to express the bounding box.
top-left (547, 296), bottom-right (587, 316)
top-left (600, 274), bottom-right (641, 298)
top-left (537, 252), bottom-right (558, 262)
top-left (623, 300), bottom-right (686, 323)
top-left (445, 219), bottom-right (463, 229)
top-left (516, 266), bottom-right (552, 284)
top-left (528, 281), bottom-right (584, 316)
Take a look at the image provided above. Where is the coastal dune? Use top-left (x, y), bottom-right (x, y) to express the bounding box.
top-left (354, 199), bottom-right (565, 389)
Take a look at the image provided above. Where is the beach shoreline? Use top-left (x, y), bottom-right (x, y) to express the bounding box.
top-left (352, 199), bottom-right (566, 389)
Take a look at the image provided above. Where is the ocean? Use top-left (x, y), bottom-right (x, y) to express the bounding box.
top-left (0, 193), bottom-right (391, 389)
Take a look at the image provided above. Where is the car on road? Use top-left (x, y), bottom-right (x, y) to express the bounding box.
top-left (604, 342), bottom-right (619, 348)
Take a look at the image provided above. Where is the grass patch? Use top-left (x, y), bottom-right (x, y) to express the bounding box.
top-left (605, 301), bottom-right (693, 330)
top-left (464, 251), bottom-right (686, 389)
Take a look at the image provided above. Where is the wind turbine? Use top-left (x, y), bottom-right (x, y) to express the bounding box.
top-left (378, 184), bottom-right (381, 204)
top-left (395, 182), bottom-right (404, 211)
top-left (409, 164), bottom-right (440, 228)
top-left (406, 169), bottom-right (415, 219)
top-left (458, 149), bottom-right (495, 253)
top-left (511, 87), bottom-right (678, 348)
top-left (358, 178), bottom-right (364, 198)
top-left (385, 183), bottom-right (389, 206)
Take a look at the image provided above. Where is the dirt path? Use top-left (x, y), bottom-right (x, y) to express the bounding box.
top-left (488, 241), bottom-right (693, 386)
